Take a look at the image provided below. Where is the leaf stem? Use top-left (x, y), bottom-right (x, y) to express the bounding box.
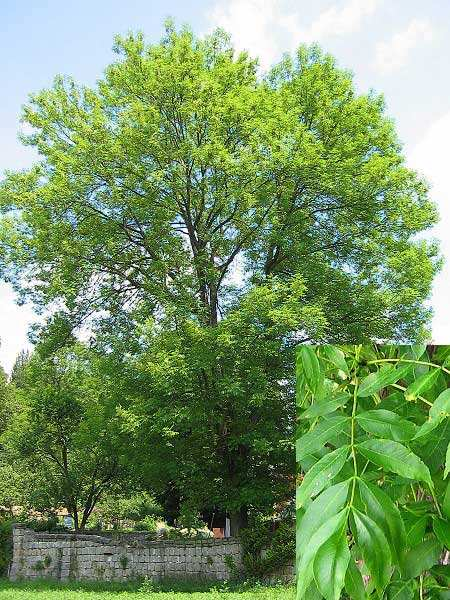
top-left (431, 488), bottom-right (443, 518)
top-left (349, 347), bottom-right (359, 507)
top-left (368, 357), bottom-right (450, 377)
top-left (390, 383), bottom-right (433, 407)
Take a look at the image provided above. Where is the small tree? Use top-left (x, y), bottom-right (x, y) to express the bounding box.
top-left (3, 345), bottom-right (124, 530)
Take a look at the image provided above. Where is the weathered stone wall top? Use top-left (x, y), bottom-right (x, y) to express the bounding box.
top-left (9, 524), bottom-right (242, 582)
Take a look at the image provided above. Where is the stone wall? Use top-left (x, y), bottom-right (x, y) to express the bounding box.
top-left (9, 525), bottom-right (242, 582)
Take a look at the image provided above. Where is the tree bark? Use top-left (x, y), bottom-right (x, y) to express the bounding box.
top-left (229, 506), bottom-right (249, 537)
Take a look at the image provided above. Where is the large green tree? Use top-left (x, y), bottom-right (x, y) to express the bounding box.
top-left (0, 25), bottom-right (440, 530)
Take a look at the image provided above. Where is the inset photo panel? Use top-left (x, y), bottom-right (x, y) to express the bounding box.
top-left (296, 344), bottom-right (450, 600)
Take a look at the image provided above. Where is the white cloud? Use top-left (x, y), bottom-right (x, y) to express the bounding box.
top-left (206, 0), bottom-right (382, 71)
top-left (207, 0), bottom-right (283, 71)
top-left (407, 111), bottom-right (450, 343)
top-left (289, 0), bottom-right (382, 43)
top-left (374, 18), bottom-right (434, 74)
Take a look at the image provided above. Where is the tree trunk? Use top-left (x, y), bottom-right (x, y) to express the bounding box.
top-left (209, 283), bottom-right (218, 325)
top-left (229, 506), bottom-right (249, 537)
top-left (71, 505), bottom-right (79, 531)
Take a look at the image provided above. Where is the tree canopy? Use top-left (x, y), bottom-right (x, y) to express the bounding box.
top-left (1, 346), bottom-right (125, 529)
top-left (0, 24), bottom-right (441, 531)
top-left (0, 25), bottom-right (439, 342)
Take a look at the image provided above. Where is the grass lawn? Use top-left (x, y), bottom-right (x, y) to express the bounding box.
top-left (0, 579), bottom-right (295, 599)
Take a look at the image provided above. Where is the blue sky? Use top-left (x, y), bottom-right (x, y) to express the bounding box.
top-left (1, 0), bottom-right (449, 371)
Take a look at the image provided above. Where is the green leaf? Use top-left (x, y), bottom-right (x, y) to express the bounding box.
top-left (430, 389), bottom-right (450, 420)
top-left (431, 564), bottom-right (450, 587)
top-left (313, 524), bottom-right (350, 600)
top-left (302, 581), bottom-right (322, 600)
top-left (321, 345), bottom-right (350, 376)
top-left (418, 419), bottom-right (450, 474)
top-left (297, 446), bottom-right (349, 508)
top-left (297, 480), bottom-right (351, 551)
top-left (352, 508), bottom-right (392, 595)
top-left (296, 373), bottom-right (307, 408)
top-left (414, 388), bottom-right (450, 439)
top-left (358, 479), bottom-right (406, 566)
top-left (301, 391), bottom-right (350, 419)
top-left (298, 346), bottom-right (322, 395)
top-left (296, 481), bottom-right (351, 599)
top-left (296, 415), bottom-right (350, 461)
top-left (403, 537), bottom-right (442, 579)
top-left (386, 579), bottom-right (414, 600)
top-left (400, 344), bottom-right (427, 360)
top-left (356, 409), bottom-right (417, 442)
top-left (405, 514), bottom-right (428, 547)
top-left (357, 366), bottom-right (393, 398)
top-left (413, 418), bottom-right (442, 439)
top-left (432, 517), bottom-right (450, 549)
top-left (358, 364), bottom-right (411, 398)
top-left (357, 439), bottom-right (433, 488)
top-left (344, 557), bottom-right (366, 600)
top-left (405, 367), bottom-right (441, 400)
top-left (432, 346), bottom-right (450, 364)
top-left (297, 508), bottom-right (349, 600)
top-left (445, 442), bottom-right (450, 479)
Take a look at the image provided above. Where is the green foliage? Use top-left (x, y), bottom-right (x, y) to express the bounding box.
top-left (9, 350), bottom-right (31, 389)
top-left (0, 26), bottom-right (440, 344)
top-left (0, 460), bottom-right (26, 516)
top-left (1, 345), bottom-right (126, 530)
top-left (296, 344), bottom-right (450, 600)
top-left (0, 519), bottom-right (12, 577)
top-left (176, 502), bottom-right (207, 534)
top-left (239, 519), bottom-right (295, 579)
top-left (19, 516), bottom-right (67, 533)
top-left (133, 515), bottom-right (158, 533)
top-left (114, 304), bottom-right (298, 529)
top-left (96, 492), bottom-right (163, 528)
top-left (0, 22), bottom-right (442, 535)
top-left (0, 367), bottom-right (9, 434)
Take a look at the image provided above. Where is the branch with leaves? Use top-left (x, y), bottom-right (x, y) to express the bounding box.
top-left (296, 344), bottom-right (449, 600)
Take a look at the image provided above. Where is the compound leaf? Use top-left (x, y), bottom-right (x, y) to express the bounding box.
top-left (298, 346), bottom-right (322, 395)
top-left (359, 479), bottom-right (406, 566)
top-left (405, 368), bottom-right (440, 400)
top-left (344, 557), bottom-right (366, 600)
top-left (403, 537), bottom-right (442, 579)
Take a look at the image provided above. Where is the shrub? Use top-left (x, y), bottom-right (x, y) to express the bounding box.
top-left (20, 515), bottom-right (68, 533)
top-left (0, 518), bottom-right (13, 576)
top-left (133, 515), bottom-right (158, 533)
top-left (96, 492), bottom-right (163, 528)
top-left (239, 518), bottom-right (295, 579)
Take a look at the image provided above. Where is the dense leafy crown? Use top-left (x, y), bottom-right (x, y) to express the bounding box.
top-left (296, 344), bottom-right (450, 600)
top-left (0, 24), bottom-right (443, 537)
top-left (0, 24), bottom-right (439, 343)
